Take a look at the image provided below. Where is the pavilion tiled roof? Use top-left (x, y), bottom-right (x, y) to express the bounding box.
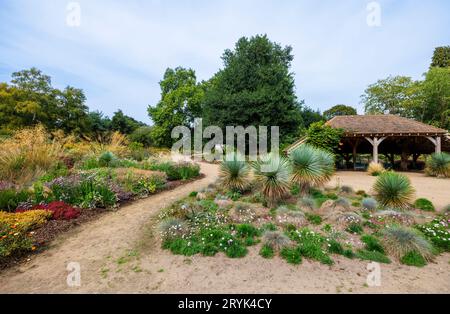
top-left (326, 115), bottom-right (447, 136)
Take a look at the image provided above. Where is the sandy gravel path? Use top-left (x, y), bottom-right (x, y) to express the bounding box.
top-left (1, 165), bottom-right (449, 294)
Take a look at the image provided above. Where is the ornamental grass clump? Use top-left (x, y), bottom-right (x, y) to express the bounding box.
top-left (367, 162), bottom-right (385, 176)
top-left (219, 152), bottom-right (250, 192)
top-left (252, 153), bottom-right (291, 207)
top-left (290, 144), bottom-right (335, 194)
top-left (262, 231), bottom-right (291, 251)
top-left (362, 197), bottom-right (378, 211)
top-left (0, 125), bottom-right (62, 185)
top-left (425, 152), bottom-right (450, 178)
top-left (373, 172), bottom-right (415, 209)
top-left (381, 226), bottom-right (434, 262)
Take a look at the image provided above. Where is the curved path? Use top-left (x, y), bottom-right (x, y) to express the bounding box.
top-left (0, 162), bottom-right (219, 293)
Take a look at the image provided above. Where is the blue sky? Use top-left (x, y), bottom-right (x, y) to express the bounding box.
top-left (0, 0), bottom-right (449, 124)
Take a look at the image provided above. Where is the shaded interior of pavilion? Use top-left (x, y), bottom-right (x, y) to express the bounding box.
top-left (337, 135), bottom-right (446, 171)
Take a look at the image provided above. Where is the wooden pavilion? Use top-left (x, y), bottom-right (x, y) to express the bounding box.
top-left (287, 115), bottom-right (449, 171)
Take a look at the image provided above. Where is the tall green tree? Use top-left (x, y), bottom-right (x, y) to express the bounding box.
top-left (203, 35), bottom-right (302, 146)
top-left (362, 76), bottom-right (416, 115)
top-left (110, 109), bottom-right (145, 135)
top-left (55, 86), bottom-right (90, 136)
top-left (408, 67), bottom-right (450, 129)
top-left (431, 46), bottom-right (450, 68)
top-left (148, 67), bottom-right (204, 147)
top-left (323, 104), bottom-right (357, 120)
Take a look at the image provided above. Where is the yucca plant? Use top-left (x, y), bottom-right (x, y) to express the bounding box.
top-left (219, 152), bottom-right (250, 192)
top-left (373, 172), bottom-right (415, 209)
top-left (252, 153), bottom-right (291, 207)
top-left (290, 144), bottom-right (335, 193)
top-left (381, 226), bottom-right (434, 261)
top-left (425, 152), bottom-right (450, 178)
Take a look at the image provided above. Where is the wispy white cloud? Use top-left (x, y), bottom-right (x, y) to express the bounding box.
top-left (0, 0), bottom-right (449, 123)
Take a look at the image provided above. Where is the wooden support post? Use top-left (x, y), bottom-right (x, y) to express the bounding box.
top-left (351, 138), bottom-right (360, 170)
top-left (365, 137), bottom-right (386, 164)
top-left (426, 136), bottom-right (442, 154)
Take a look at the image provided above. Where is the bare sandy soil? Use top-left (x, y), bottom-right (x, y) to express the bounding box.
top-left (328, 171), bottom-right (450, 211)
top-left (0, 165), bottom-right (449, 294)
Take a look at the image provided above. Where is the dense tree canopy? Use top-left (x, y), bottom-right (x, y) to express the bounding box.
top-left (362, 76), bottom-right (416, 116)
top-left (323, 104), bottom-right (357, 121)
top-left (110, 110), bottom-right (145, 135)
top-left (431, 46), bottom-right (450, 68)
top-left (148, 67), bottom-right (204, 147)
top-left (202, 35), bottom-right (303, 146)
top-left (0, 68), bottom-right (149, 142)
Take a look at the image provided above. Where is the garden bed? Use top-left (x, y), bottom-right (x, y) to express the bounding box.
top-left (157, 149), bottom-right (450, 269)
top-left (0, 173), bottom-right (205, 270)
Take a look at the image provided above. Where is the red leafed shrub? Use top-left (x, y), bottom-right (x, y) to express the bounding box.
top-left (17, 201), bottom-right (81, 220)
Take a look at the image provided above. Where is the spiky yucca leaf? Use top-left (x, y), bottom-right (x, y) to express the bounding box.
top-left (253, 153), bottom-right (291, 207)
top-left (381, 226), bottom-right (434, 261)
top-left (290, 144), bottom-right (335, 192)
top-left (219, 152), bottom-right (250, 192)
top-left (425, 152), bottom-right (450, 178)
top-left (315, 149), bottom-right (335, 184)
top-left (373, 172), bottom-right (415, 209)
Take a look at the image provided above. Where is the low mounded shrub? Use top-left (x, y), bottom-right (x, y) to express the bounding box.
top-left (17, 201), bottom-right (80, 220)
top-left (345, 222), bottom-right (363, 235)
top-left (415, 216), bottom-right (450, 252)
top-left (259, 244), bottom-right (275, 258)
top-left (0, 209), bottom-right (53, 259)
top-left (0, 210), bottom-right (52, 231)
top-left (356, 249), bottom-right (391, 263)
top-left (361, 234), bottom-right (385, 254)
top-left (414, 198), bottom-right (435, 212)
top-left (400, 250), bottom-right (427, 267)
